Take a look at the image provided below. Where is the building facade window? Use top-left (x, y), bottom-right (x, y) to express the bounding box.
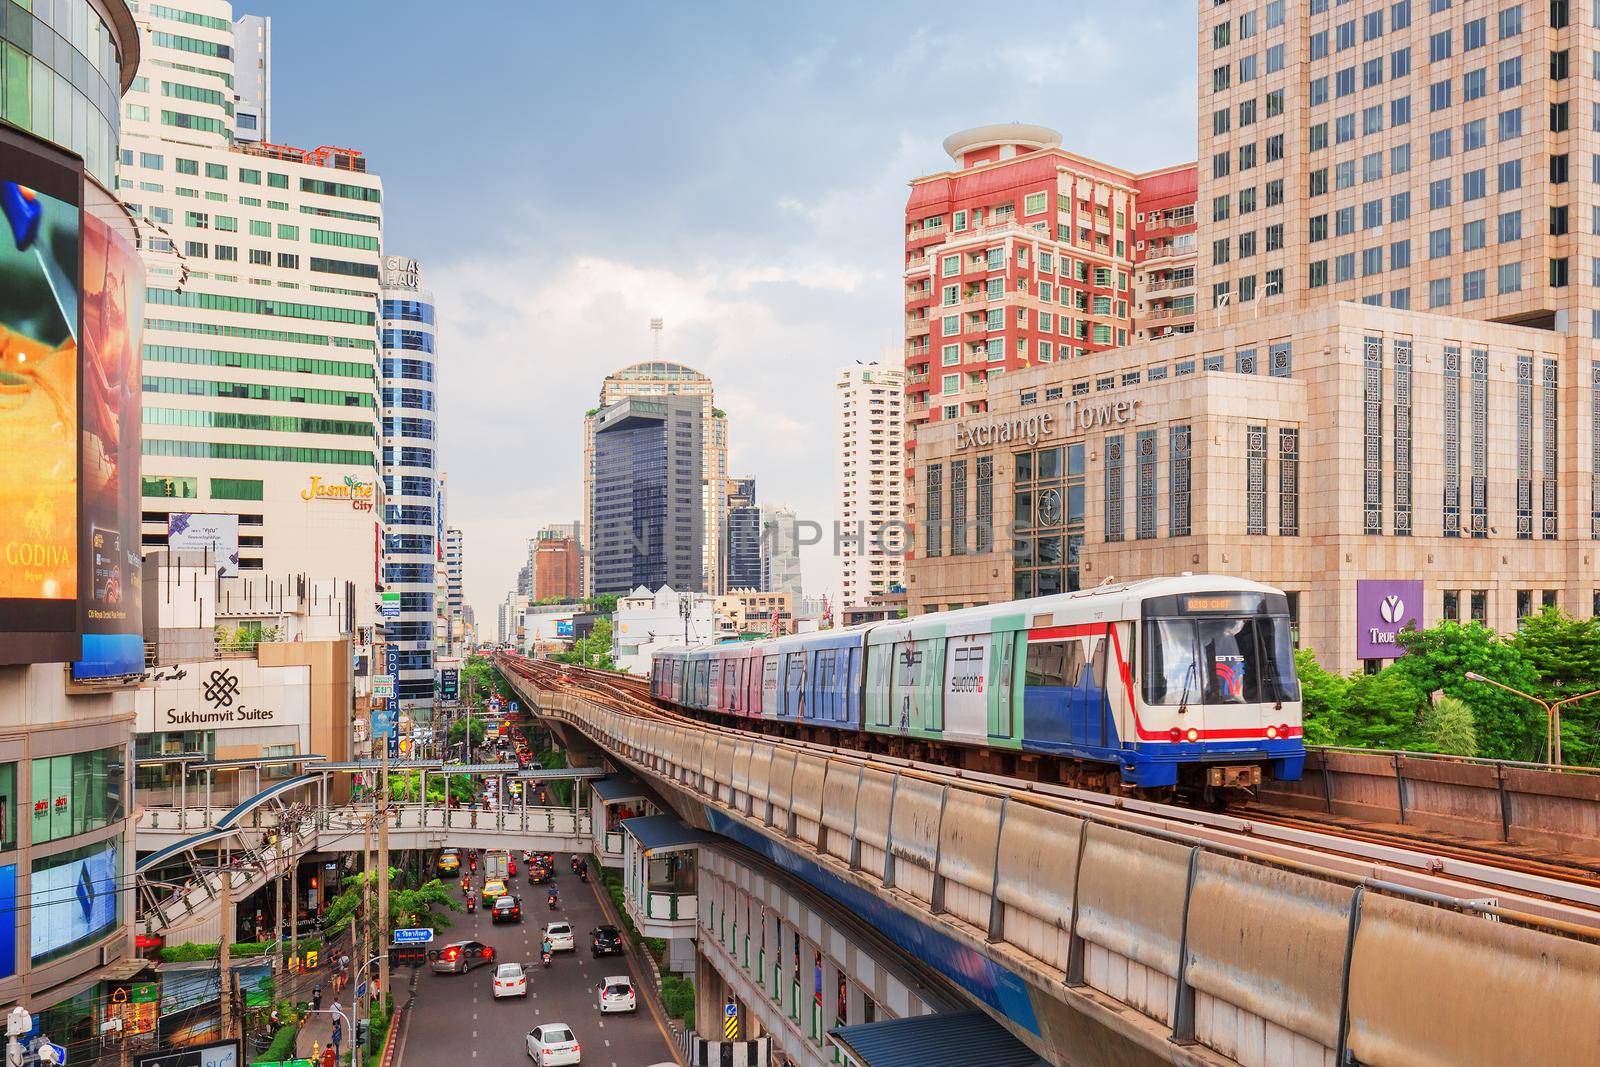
top-left (1363, 337), bottom-right (1383, 534)
top-left (1471, 348), bottom-right (1489, 536)
top-left (1135, 430), bottom-right (1158, 539)
top-left (1279, 428), bottom-right (1300, 536)
top-left (1170, 426), bottom-right (1192, 537)
top-left (1517, 354), bottom-right (1534, 539)
top-left (924, 464), bottom-right (942, 557)
top-left (1013, 446), bottom-right (1084, 599)
top-left (1394, 339), bottom-right (1412, 535)
top-left (1444, 346), bottom-right (1462, 536)
top-left (1247, 425), bottom-right (1268, 535)
top-left (1105, 436), bottom-right (1125, 542)
top-left (1543, 359), bottom-right (1559, 540)
top-left (950, 459), bottom-right (968, 556)
top-left (975, 456), bottom-right (993, 554)
top-left (30, 747), bottom-right (126, 845)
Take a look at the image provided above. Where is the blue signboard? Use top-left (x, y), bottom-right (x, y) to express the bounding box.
top-left (0, 864), bottom-right (14, 979)
top-left (370, 706), bottom-right (392, 740)
top-left (392, 928), bottom-right (434, 944)
top-left (384, 647), bottom-right (398, 675)
top-left (31, 840), bottom-right (118, 963)
top-left (556, 619), bottom-right (574, 638)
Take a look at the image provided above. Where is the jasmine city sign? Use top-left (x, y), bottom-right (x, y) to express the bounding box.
top-left (955, 397), bottom-right (1141, 450)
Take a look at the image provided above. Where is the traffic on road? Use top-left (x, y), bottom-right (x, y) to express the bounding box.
top-left (405, 850), bottom-right (674, 1066)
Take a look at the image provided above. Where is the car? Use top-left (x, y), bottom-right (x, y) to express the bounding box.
top-left (525, 1023), bottom-right (581, 1065)
top-left (493, 962), bottom-right (528, 999)
top-left (481, 878), bottom-right (509, 905)
top-left (590, 925), bottom-right (623, 957)
top-left (436, 850), bottom-right (461, 877)
top-left (491, 895), bottom-right (523, 924)
top-left (429, 940), bottom-right (495, 975)
top-left (596, 976), bottom-right (635, 1013)
top-left (544, 921), bottom-right (575, 952)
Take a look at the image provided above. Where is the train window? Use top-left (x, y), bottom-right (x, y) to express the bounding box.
top-left (1025, 640), bottom-right (1086, 687)
top-left (1142, 619), bottom-right (1200, 705)
top-left (1197, 618), bottom-right (1263, 704)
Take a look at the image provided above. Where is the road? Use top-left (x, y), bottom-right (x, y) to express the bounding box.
top-left (396, 852), bottom-right (677, 1066)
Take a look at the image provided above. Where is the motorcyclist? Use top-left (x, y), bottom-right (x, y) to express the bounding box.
top-left (540, 936), bottom-right (553, 967)
top-left (547, 887), bottom-right (559, 910)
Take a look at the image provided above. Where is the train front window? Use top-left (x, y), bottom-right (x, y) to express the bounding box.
top-left (1145, 614), bottom-right (1301, 706)
top-left (1143, 619), bottom-right (1200, 705)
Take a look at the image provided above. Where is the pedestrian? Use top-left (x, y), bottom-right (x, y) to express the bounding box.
top-left (311, 984), bottom-right (322, 1013)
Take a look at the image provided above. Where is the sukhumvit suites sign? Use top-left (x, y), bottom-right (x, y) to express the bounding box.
top-left (135, 659), bottom-right (311, 731)
top-left (955, 398), bottom-right (1140, 450)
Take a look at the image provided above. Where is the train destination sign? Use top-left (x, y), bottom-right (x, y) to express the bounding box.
top-left (955, 398), bottom-right (1140, 450)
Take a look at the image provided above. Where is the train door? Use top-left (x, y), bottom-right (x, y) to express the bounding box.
top-left (890, 641), bottom-right (919, 733)
top-left (1022, 629), bottom-right (1117, 754)
top-left (672, 659), bottom-right (684, 703)
top-left (865, 644), bottom-right (892, 728)
top-left (846, 647), bottom-right (863, 730)
top-left (761, 655), bottom-right (780, 717)
top-left (942, 634), bottom-right (989, 743)
top-left (989, 630), bottom-right (1020, 740)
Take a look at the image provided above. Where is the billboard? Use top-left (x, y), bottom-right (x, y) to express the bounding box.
top-left (0, 127), bottom-right (82, 663)
top-left (167, 513), bottom-right (239, 578)
top-left (1356, 579), bottom-right (1424, 659)
top-left (439, 667), bottom-right (459, 700)
top-left (556, 619), bottom-right (575, 638)
top-left (135, 660), bottom-right (311, 733)
top-left (71, 182), bottom-right (145, 680)
top-left (31, 838), bottom-right (119, 963)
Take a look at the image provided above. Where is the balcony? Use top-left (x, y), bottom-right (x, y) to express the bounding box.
top-left (1143, 274), bottom-right (1197, 294)
top-left (1146, 208), bottom-right (1196, 231)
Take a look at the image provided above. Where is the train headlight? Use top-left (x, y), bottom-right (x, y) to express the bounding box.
top-left (1266, 726), bottom-right (1278, 739)
top-left (1168, 727), bottom-right (1183, 741)
top-left (1186, 728), bottom-right (1200, 742)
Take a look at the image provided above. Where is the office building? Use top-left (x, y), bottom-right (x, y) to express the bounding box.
top-left (761, 505), bottom-right (803, 598)
top-left (231, 13), bottom-right (270, 143)
top-left (444, 527), bottom-right (465, 647)
top-left (0, 0), bottom-right (147, 1027)
top-left (122, 1), bottom-right (386, 640)
top-left (724, 478), bottom-right (763, 592)
top-left (590, 397), bottom-right (706, 595)
top-left (835, 363), bottom-right (906, 611)
top-left (1196, 0), bottom-right (1585, 332)
top-left (534, 531), bottom-right (582, 601)
top-left (908, 300), bottom-right (1598, 672)
top-left (583, 361), bottom-right (728, 593)
top-left (379, 255), bottom-right (439, 719)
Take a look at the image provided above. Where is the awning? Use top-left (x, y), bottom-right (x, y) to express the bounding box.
top-left (829, 1010), bottom-right (1047, 1067)
top-left (591, 775), bottom-right (649, 803)
top-left (620, 814), bottom-right (717, 854)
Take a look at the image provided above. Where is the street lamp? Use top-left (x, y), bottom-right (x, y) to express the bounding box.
top-left (1463, 672), bottom-right (1600, 767)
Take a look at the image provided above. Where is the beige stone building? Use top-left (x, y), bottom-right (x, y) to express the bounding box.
top-left (908, 302), bottom-right (1595, 673)
top-left (1198, 0), bottom-right (1592, 332)
top-left (835, 362), bottom-right (906, 610)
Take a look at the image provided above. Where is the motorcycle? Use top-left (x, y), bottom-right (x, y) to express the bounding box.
top-left (569, 856), bottom-right (579, 873)
top-left (466, 896), bottom-right (477, 913)
top-left (541, 950), bottom-right (552, 969)
top-left (578, 869), bottom-right (588, 884)
top-left (547, 893), bottom-right (559, 911)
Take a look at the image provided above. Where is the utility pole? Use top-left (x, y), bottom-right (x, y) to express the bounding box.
top-left (273, 836), bottom-right (286, 979)
top-left (359, 809), bottom-right (373, 1039)
top-left (289, 849), bottom-right (299, 968)
top-left (377, 742), bottom-right (391, 1018)
top-left (219, 867), bottom-right (234, 1041)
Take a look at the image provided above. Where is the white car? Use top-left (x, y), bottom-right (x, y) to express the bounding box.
top-left (544, 921), bottom-right (575, 952)
top-left (526, 1023), bottom-right (581, 1065)
top-left (597, 976), bottom-right (636, 1013)
top-left (493, 962), bottom-right (527, 999)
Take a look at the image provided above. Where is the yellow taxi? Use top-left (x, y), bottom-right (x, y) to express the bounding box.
top-left (436, 850), bottom-right (461, 877)
top-left (480, 878), bottom-right (508, 906)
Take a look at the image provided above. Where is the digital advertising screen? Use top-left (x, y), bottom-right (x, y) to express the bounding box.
top-left (0, 126), bottom-right (83, 664)
top-left (72, 182), bottom-right (145, 680)
top-left (30, 837), bottom-right (119, 964)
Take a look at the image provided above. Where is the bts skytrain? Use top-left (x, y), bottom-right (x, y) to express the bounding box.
top-left (652, 575), bottom-right (1304, 793)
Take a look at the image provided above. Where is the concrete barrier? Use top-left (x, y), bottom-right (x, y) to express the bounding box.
top-left (1346, 890), bottom-right (1600, 1067)
top-left (1074, 822), bottom-right (1191, 1025)
top-left (1183, 851), bottom-right (1352, 1061)
top-left (887, 777), bottom-right (944, 904)
top-left (995, 803), bottom-right (1084, 973)
top-left (746, 745), bottom-right (773, 822)
top-left (766, 748), bottom-right (798, 831)
top-left (820, 762), bottom-right (861, 863)
top-left (790, 752), bottom-right (829, 848)
top-left (936, 790), bottom-right (1003, 932)
top-left (853, 767), bottom-right (896, 877)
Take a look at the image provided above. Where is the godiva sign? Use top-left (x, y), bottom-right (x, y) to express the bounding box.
top-left (955, 398), bottom-right (1140, 450)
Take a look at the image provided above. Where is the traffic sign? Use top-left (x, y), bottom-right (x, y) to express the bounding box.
top-left (724, 1001), bottom-right (737, 1018)
top-left (39, 1042), bottom-right (67, 1065)
top-left (392, 928), bottom-right (434, 944)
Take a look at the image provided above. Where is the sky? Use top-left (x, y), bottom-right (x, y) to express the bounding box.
top-left (252, 0), bottom-right (1200, 629)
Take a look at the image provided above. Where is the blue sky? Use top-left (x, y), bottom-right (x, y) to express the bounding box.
top-left (254, 0), bottom-right (1199, 624)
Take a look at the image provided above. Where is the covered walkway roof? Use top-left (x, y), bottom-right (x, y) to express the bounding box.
top-left (620, 814), bottom-right (717, 854)
top-left (591, 774), bottom-right (649, 803)
top-left (828, 1011), bottom-right (1046, 1067)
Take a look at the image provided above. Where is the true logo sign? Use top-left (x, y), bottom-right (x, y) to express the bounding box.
top-left (1379, 594), bottom-right (1405, 625)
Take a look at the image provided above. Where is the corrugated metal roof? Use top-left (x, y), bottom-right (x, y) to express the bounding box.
top-left (620, 814), bottom-right (718, 853)
top-left (829, 1011), bottom-right (1046, 1067)
top-left (591, 775), bottom-right (649, 803)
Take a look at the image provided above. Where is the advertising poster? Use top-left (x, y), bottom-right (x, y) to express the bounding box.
top-left (1355, 579), bottom-right (1425, 659)
top-left (0, 863), bottom-right (15, 980)
top-left (31, 839), bottom-right (119, 963)
top-left (167, 513), bottom-right (240, 578)
top-left (73, 186), bottom-right (145, 680)
top-left (0, 128), bottom-right (81, 663)
top-left (439, 668), bottom-right (459, 700)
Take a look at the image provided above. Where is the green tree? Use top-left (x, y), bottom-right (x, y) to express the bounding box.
top-left (1340, 668), bottom-right (1426, 750)
top-left (448, 717), bottom-right (486, 748)
top-left (321, 869), bottom-right (461, 938)
top-left (551, 618), bottom-right (616, 670)
top-left (1510, 608), bottom-right (1600, 765)
top-left (1416, 694), bottom-right (1479, 757)
top-left (1390, 621), bottom-right (1545, 761)
top-left (586, 593), bottom-right (619, 617)
top-left (1294, 648), bottom-right (1352, 746)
